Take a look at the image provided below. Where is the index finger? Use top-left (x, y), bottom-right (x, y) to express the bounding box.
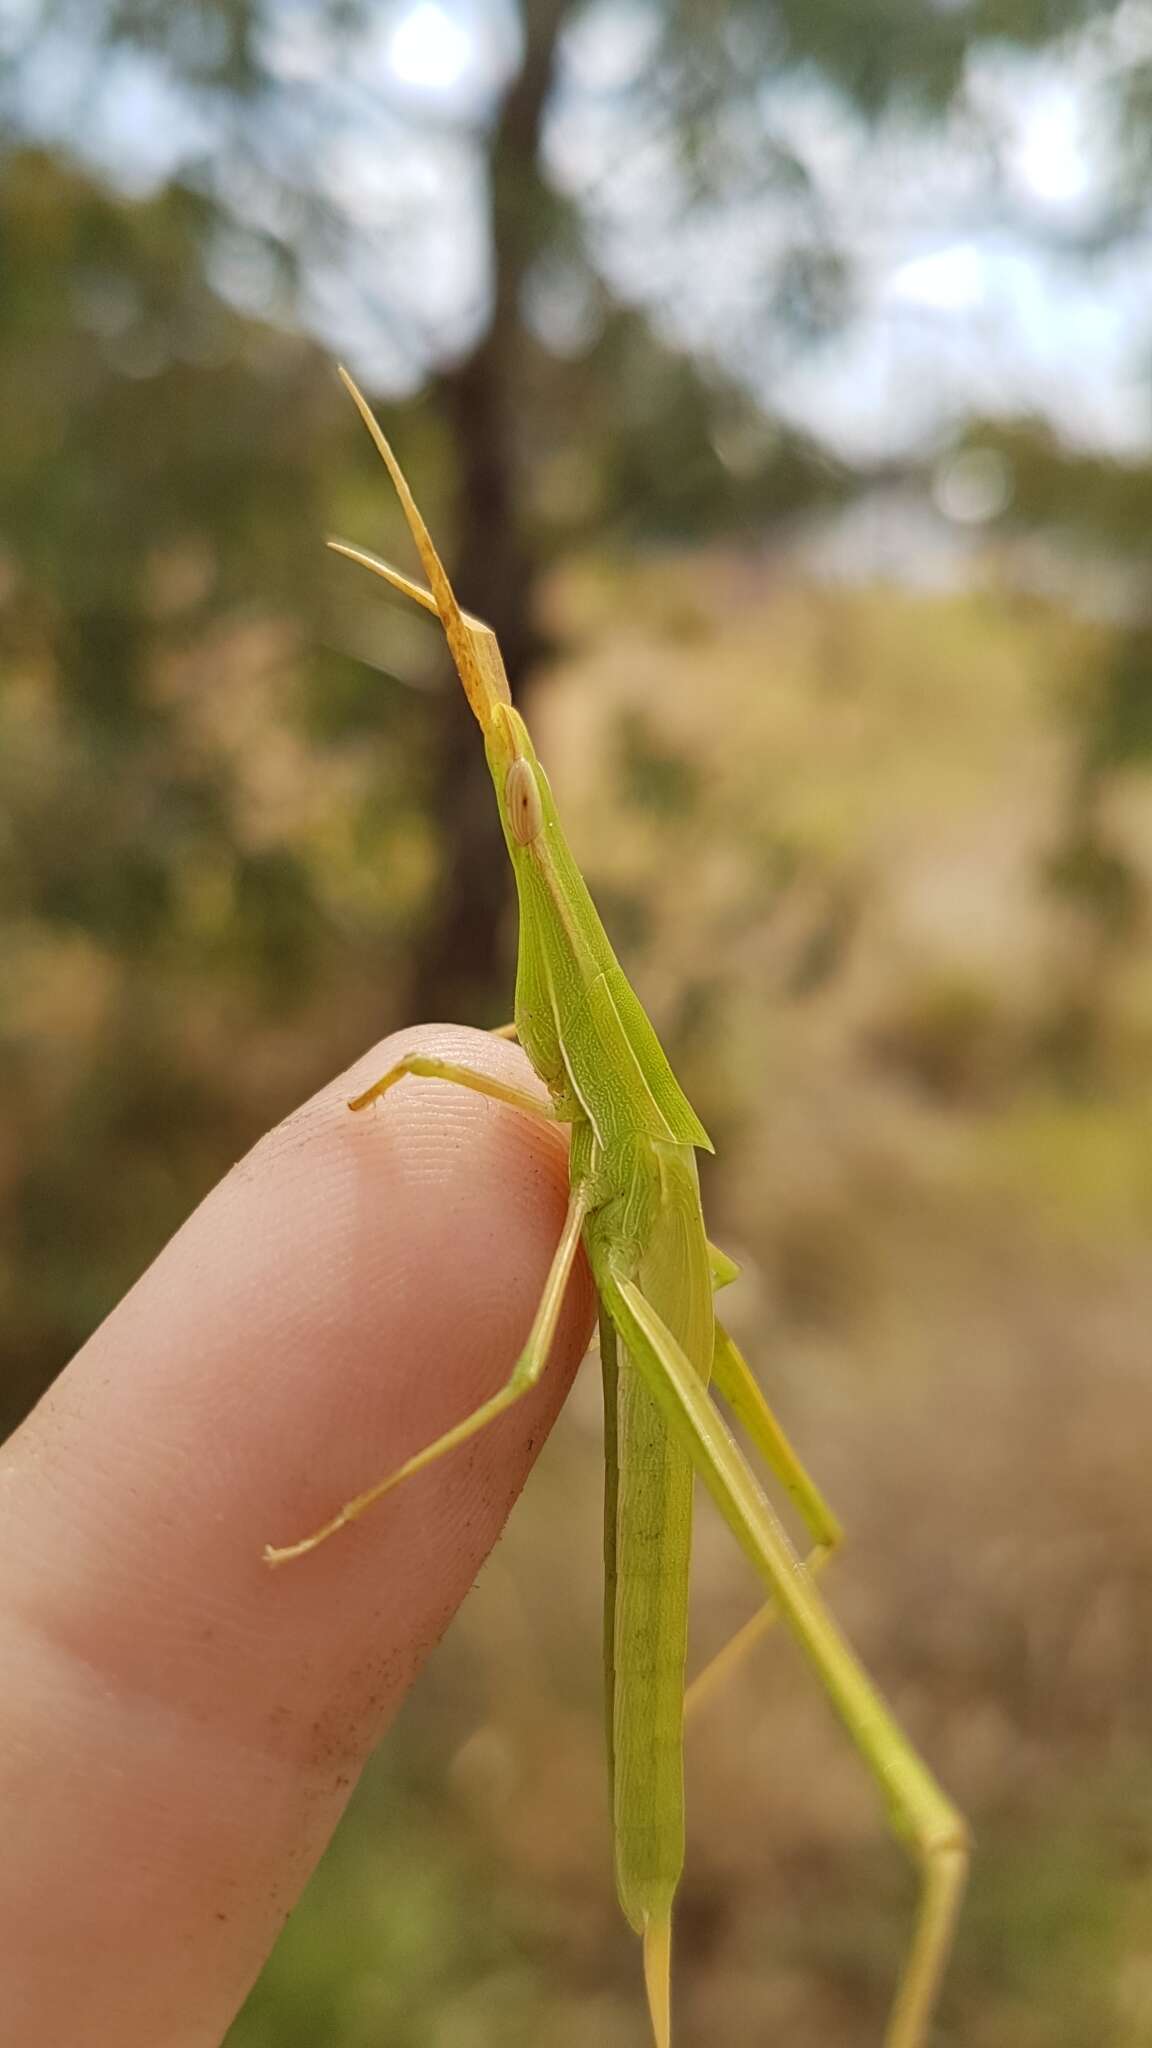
top-left (0, 1024), bottom-right (595, 2048)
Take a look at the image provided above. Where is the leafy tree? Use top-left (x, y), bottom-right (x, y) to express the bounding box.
top-left (5, 0), bottom-right (1121, 1012)
top-left (0, 149), bottom-right (420, 1426)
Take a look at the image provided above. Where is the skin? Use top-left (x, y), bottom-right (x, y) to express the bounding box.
top-left (0, 1025), bottom-right (595, 2048)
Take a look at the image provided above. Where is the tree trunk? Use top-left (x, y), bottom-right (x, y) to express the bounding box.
top-left (409, 0), bottom-right (575, 1022)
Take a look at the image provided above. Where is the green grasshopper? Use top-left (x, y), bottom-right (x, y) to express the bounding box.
top-left (265, 369), bottom-right (969, 2048)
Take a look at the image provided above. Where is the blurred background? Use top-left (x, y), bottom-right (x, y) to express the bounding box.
top-left (4, 1), bottom-right (1152, 2041)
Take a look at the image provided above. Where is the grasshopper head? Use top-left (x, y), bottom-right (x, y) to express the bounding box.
top-left (329, 366), bottom-right (512, 733)
top-left (329, 368), bottom-right (550, 855)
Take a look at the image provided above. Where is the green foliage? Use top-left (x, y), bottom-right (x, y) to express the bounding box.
top-left (961, 416), bottom-right (1152, 562)
top-left (0, 149), bottom-right (442, 1431)
top-left (1089, 627), bottom-right (1152, 778)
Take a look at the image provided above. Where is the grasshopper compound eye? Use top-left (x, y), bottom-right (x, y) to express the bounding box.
top-left (505, 758), bottom-right (544, 847)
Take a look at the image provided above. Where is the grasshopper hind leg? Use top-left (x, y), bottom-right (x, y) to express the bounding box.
top-left (604, 1272), bottom-right (968, 2048)
top-left (687, 1318), bottom-right (843, 1716)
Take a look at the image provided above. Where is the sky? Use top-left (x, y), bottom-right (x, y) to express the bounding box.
top-left (4, 0), bottom-right (1152, 466)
